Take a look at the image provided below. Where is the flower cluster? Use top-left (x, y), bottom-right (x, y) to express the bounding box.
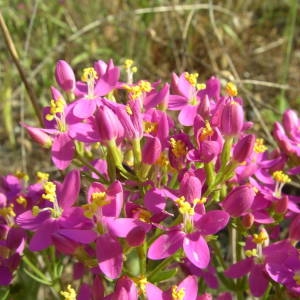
top-left (1, 58), bottom-right (300, 299)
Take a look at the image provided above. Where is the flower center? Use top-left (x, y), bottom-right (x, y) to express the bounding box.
top-left (171, 285), bottom-right (185, 300)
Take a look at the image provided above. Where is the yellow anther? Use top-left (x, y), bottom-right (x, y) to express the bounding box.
top-left (15, 170), bottom-right (29, 182)
top-left (175, 197), bottom-right (194, 216)
top-left (196, 83), bottom-right (206, 90)
top-left (199, 120), bottom-right (214, 141)
top-left (81, 67), bottom-right (98, 82)
top-left (32, 205), bottom-right (40, 216)
top-left (184, 72), bottom-right (198, 87)
top-left (137, 275), bottom-right (148, 295)
top-left (138, 80), bottom-right (152, 93)
top-left (45, 113), bottom-right (55, 121)
top-left (60, 284), bottom-right (77, 300)
top-left (254, 138), bottom-right (267, 153)
top-left (133, 208), bottom-right (152, 223)
top-left (124, 84), bottom-right (143, 99)
top-left (194, 197), bottom-right (207, 205)
top-left (0, 204), bottom-right (15, 218)
top-left (188, 96), bottom-right (198, 106)
top-left (42, 181), bottom-right (56, 202)
top-left (82, 203), bottom-right (96, 219)
top-left (124, 59), bottom-right (134, 69)
top-left (253, 231), bottom-right (268, 244)
top-left (293, 272), bottom-right (300, 285)
top-left (143, 121), bottom-right (158, 134)
top-left (272, 170), bottom-right (291, 184)
top-left (156, 153), bottom-right (170, 167)
top-left (225, 82), bottom-right (238, 96)
top-left (91, 192), bottom-right (109, 207)
top-left (16, 195), bottom-right (27, 207)
top-left (36, 171), bottom-right (49, 182)
top-left (132, 66), bottom-right (138, 73)
top-left (170, 138), bottom-right (187, 158)
top-left (171, 285), bottom-right (185, 300)
top-left (125, 104), bottom-right (132, 115)
top-left (245, 249), bottom-right (258, 257)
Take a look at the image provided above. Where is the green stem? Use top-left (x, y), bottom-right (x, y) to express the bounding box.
top-left (22, 255), bottom-right (51, 283)
top-left (147, 255), bottom-right (175, 281)
top-left (75, 152), bottom-right (108, 184)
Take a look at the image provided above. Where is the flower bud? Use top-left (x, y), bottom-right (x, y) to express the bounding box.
top-left (282, 109), bottom-right (298, 135)
top-left (274, 195), bottom-right (288, 214)
top-left (22, 123), bottom-right (52, 148)
top-left (142, 136), bottom-right (162, 164)
top-left (220, 101), bottom-right (244, 136)
top-left (289, 215), bottom-right (300, 241)
top-left (242, 213), bottom-right (254, 229)
top-left (221, 185), bottom-right (255, 217)
top-left (55, 60), bottom-right (75, 92)
top-left (95, 105), bottom-right (121, 142)
top-left (233, 134), bottom-right (255, 162)
top-left (198, 94), bottom-right (211, 119)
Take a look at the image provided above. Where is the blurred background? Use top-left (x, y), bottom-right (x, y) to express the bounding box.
top-left (0, 0), bottom-right (299, 176)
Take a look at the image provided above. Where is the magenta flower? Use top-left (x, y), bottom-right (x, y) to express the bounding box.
top-left (72, 60), bottom-right (120, 119)
top-left (146, 275), bottom-right (198, 300)
top-left (55, 60), bottom-right (76, 92)
top-left (148, 210), bottom-right (229, 269)
top-left (220, 100), bottom-right (244, 136)
top-left (16, 170), bottom-right (96, 252)
top-left (221, 185), bottom-right (256, 217)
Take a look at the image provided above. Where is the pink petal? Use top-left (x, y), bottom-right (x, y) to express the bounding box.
top-left (178, 275), bottom-right (198, 300)
top-left (51, 133), bottom-right (74, 170)
top-left (58, 169), bottom-right (80, 209)
top-left (148, 231), bottom-right (184, 260)
top-left (249, 264), bottom-right (269, 297)
top-left (178, 105), bottom-right (198, 126)
top-left (224, 258), bottom-right (253, 278)
top-left (58, 229), bottom-right (96, 244)
top-left (96, 234), bottom-right (123, 279)
top-left (146, 283), bottom-right (163, 300)
top-left (183, 232), bottom-right (210, 269)
top-left (195, 210), bottom-right (229, 235)
top-left (72, 98), bottom-right (97, 118)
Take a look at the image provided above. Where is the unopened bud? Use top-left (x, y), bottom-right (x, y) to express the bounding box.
top-left (55, 60), bottom-right (76, 92)
top-left (233, 134), bottom-right (255, 163)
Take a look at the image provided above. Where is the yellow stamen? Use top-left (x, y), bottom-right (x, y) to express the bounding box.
top-left (184, 72), bottom-right (198, 87)
top-left (81, 67), bottom-right (98, 82)
top-left (245, 249), bottom-right (258, 257)
top-left (175, 197), bottom-right (194, 216)
top-left (138, 80), bottom-right (152, 93)
top-left (0, 204), bottom-right (15, 218)
top-left (253, 231), bottom-right (268, 244)
top-left (170, 138), bottom-right (187, 158)
top-left (171, 285), bottom-right (185, 300)
top-left (16, 195), bottom-right (27, 207)
top-left (199, 120), bottom-right (214, 141)
top-left (32, 205), bottom-right (40, 216)
top-left (293, 272), bottom-right (300, 285)
top-left (60, 284), bottom-right (76, 300)
top-left (15, 170), bottom-right (29, 182)
top-left (225, 82), bottom-right (238, 96)
top-left (36, 171), bottom-right (49, 182)
top-left (254, 138), bottom-right (267, 153)
top-left (91, 192), bottom-right (109, 207)
top-left (42, 181), bottom-right (56, 202)
top-left (125, 104), bottom-right (133, 115)
top-left (196, 83), bottom-right (206, 90)
top-left (272, 170), bottom-right (291, 184)
top-left (143, 121), bottom-right (158, 134)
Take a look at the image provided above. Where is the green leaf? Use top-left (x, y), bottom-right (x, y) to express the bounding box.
top-left (149, 268), bottom-right (178, 283)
